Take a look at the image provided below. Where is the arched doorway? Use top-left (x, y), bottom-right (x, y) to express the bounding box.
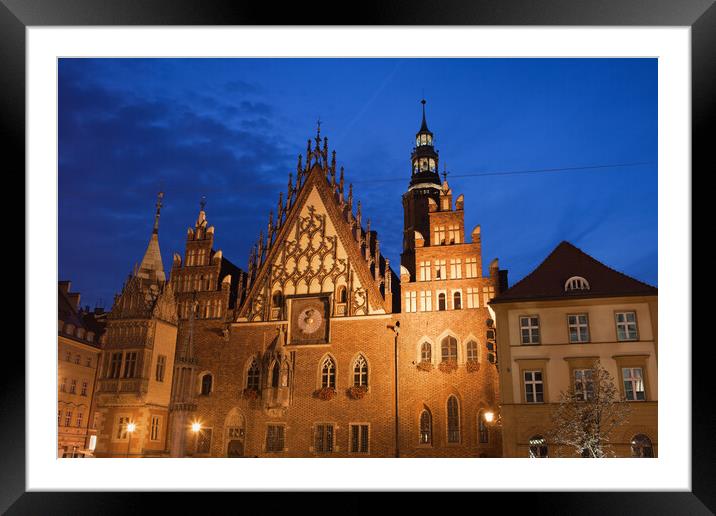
top-left (225, 408), bottom-right (246, 458)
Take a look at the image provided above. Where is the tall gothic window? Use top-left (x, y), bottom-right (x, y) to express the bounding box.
top-left (453, 291), bottom-right (462, 309)
top-left (420, 409), bottom-right (432, 445)
top-left (271, 362), bottom-right (280, 388)
top-left (247, 360), bottom-right (260, 391)
top-left (321, 357), bottom-right (336, 389)
top-left (200, 373), bottom-right (213, 395)
top-left (441, 336), bottom-right (458, 362)
top-left (420, 342), bottom-right (432, 363)
top-left (466, 340), bottom-right (478, 362)
top-left (353, 355), bottom-right (368, 387)
top-left (447, 396), bottom-right (460, 443)
top-left (438, 293), bottom-right (446, 311)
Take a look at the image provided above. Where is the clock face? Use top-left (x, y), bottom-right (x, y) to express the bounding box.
top-left (289, 296), bottom-right (330, 344)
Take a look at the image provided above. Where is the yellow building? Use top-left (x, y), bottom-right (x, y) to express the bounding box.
top-left (57, 282), bottom-right (106, 457)
top-left (489, 241), bottom-right (658, 458)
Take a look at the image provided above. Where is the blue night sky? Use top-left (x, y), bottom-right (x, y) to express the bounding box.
top-left (58, 58), bottom-right (657, 308)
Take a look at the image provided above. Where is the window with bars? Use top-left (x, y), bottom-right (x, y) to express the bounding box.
top-left (574, 369), bottom-right (595, 401)
top-left (108, 352), bottom-right (122, 379)
top-left (568, 314), bottom-right (590, 343)
top-left (520, 316), bottom-right (540, 345)
top-left (350, 424), bottom-right (369, 453)
top-left (321, 357), bottom-right (336, 389)
top-left (419, 290), bottom-right (432, 311)
top-left (478, 412), bottom-right (488, 443)
top-left (447, 396), bottom-right (460, 443)
top-left (419, 261), bottom-right (431, 281)
top-left (441, 336), bottom-right (458, 362)
top-left (420, 342), bottom-right (432, 363)
top-left (150, 416), bottom-right (161, 441)
top-left (247, 360), bottom-right (261, 390)
top-left (404, 291), bottom-right (417, 313)
top-left (266, 425), bottom-right (285, 452)
top-left (466, 341), bottom-right (478, 362)
top-left (465, 257), bottom-right (478, 278)
top-left (116, 417), bottom-right (129, 439)
top-left (419, 410), bottom-right (432, 445)
top-left (524, 371), bottom-right (544, 403)
top-left (622, 367), bottom-right (646, 400)
top-left (434, 260), bottom-right (447, 279)
top-left (123, 352), bottom-right (138, 379)
top-left (447, 225), bottom-right (460, 244)
top-left (315, 424), bottom-right (334, 453)
top-left (616, 312), bottom-right (639, 341)
top-left (156, 355), bottom-right (166, 382)
top-left (353, 355), bottom-right (368, 387)
top-left (449, 258), bottom-right (462, 279)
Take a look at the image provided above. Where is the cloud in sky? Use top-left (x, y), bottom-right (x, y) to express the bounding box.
top-left (58, 58), bottom-right (657, 307)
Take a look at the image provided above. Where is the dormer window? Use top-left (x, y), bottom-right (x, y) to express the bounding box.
top-left (565, 276), bottom-right (590, 292)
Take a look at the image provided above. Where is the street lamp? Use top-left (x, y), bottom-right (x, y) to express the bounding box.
top-left (126, 421), bottom-right (136, 458)
top-left (483, 411), bottom-right (495, 424)
top-left (191, 421), bottom-right (202, 456)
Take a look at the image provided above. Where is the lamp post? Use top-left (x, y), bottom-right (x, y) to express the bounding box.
top-left (126, 422), bottom-right (136, 458)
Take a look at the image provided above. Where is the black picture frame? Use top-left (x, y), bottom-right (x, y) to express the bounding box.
top-left (4, 0), bottom-right (710, 512)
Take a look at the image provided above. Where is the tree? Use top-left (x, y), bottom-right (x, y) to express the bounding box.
top-left (548, 360), bottom-right (631, 458)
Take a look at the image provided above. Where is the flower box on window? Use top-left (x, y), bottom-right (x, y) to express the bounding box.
top-left (466, 360), bottom-right (481, 373)
top-left (314, 386), bottom-right (336, 401)
top-left (416, 361), bottom-right (434, 372)
top-left (242, 388), bottom-right (260, 400)
top-left (438, 359), bottom-right (458, 373)
top-left (347, 385), bottom-right (368, 399)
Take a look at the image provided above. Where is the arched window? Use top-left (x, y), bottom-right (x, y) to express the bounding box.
top-left (247, 360), bottom-right (260, 390)
top-left (337, 286), bottom-right (347, 304)
top-left (321, 357), bottom-right (336, 389)
top-left (631, 434), bottom-right (654, 457)
top-left (447, 396), bottom-right (460, 443)
top-left (529, 435), bottom-right (548, 458)
top-left (271, 361), bottom-right (280, 388)
top-left (272, 290), bottom-right (283, 307)
top-left (466, 340), bottom-right (478, 362)
top-left (453, 291), bottom-right (462, 309)
top-left (420, 342), bottom-right (432, 363)
top-left (441, 336), bottom-right (458, 362)
top-left (200, 373), bottom-right (213, 395)
top-left (564, 276), bottom-right (590, 292)
top-left (438, 293), bottom-right (446, 311)
top-left (478, 411), bottom-right (489, 443)
top-left (353, 355), bottom-right (368, 387)
top-left (420, 409), bottom-right (432, 445)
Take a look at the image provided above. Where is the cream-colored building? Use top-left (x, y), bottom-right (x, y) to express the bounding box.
top-left (58, 281), bottom-right (106, 457)
top-left (490, 241), bottom-right (658, 458)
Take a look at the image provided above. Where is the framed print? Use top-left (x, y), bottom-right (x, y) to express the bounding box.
top-left (6, 0), bottom-right (713, 512)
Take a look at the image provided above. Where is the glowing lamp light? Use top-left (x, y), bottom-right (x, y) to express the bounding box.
top-left (483, 411), bottom-right (495, 423)
top-left (126, 422), bottom-right (136, 433)
top-left (191, 422), bottom-right (202, 433)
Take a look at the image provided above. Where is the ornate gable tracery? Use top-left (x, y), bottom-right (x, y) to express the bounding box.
top-left (239, 129), bottom-right (395, 322)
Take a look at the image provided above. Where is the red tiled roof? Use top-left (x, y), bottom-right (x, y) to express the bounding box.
top-left (490, 241), bottom-right (657, 304)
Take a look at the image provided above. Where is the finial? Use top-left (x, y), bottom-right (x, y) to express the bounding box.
top-left (153, 191), bottom-right (164, 234)
top-left (420, 98), bottom-right (429, 132)
top-left (316, 117), bottom-right (321, 139)
top-left (200, 195), bottom-right (206, 212)
top-left (442, 165), bottom-right (448, 183)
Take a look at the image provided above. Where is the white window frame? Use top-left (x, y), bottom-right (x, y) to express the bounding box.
top-left (520, 316), bottom-right (541, 345)
top-left (466, 287), bottom-right (480, 309)
top-left (568, 314), bottom-right (590, 343)
top-left (465, 257), bottom-right (478, 278)
top-left (622, 367), bottom-right (646, 401)
top-left (616, 311), bottom-right (639, 341)
top-left (524, 370), bottom-right (544, 403)
top-left (574, 368), bottom-right (595, 401)
top-left (434, 259), bottom-right (447, 280)
top-left (449, 258), bottom-right (462, 279)
top-left (419, 261), bottom-right (431, 281)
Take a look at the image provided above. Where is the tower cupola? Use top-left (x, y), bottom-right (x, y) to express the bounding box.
top-left (409, 99), bottom-right (441, 189)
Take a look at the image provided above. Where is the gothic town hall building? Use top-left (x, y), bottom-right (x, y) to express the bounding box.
top-left (92, 104), bottom-right (506, 458)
